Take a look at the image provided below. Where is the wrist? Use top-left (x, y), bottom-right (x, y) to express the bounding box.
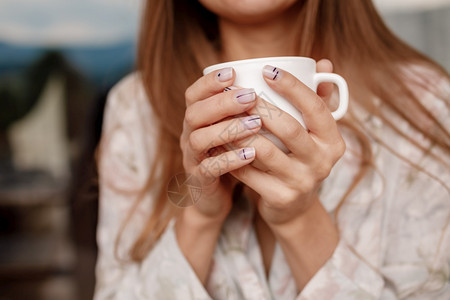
top-left (174, 204), bottom-right (225, 285)
top-left (176, 206), bottom-right (225, 234)
top-left (269, 199), bottom-right (339, 245)
top-left (268, 199), bottom-right (339, 290)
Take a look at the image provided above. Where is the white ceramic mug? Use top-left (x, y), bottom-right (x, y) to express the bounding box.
top-left (203, 56), bottom-right (348, 153)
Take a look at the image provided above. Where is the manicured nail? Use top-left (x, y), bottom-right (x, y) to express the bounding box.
top-left (263, 65), bottom-right (281, 80)
top-left (235, 88), bottom-right (256, 104)
top-left (239, 147), bottom-right (255, 160)
top-left (216, 67), bottom-right (233, 82)
top-left (223, 86), bottom-right (238, 92)
top-left (242, 115), bottom-right (261, 130)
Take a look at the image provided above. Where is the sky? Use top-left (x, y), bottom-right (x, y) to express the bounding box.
top-left (0, 0), bottom-right (449, 47)
top-left (0, 0), bottom-right (142, 46)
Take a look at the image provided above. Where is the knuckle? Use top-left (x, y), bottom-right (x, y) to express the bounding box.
top-left (336, 138), bottom-right (346, 158)
top-left (179, 134), bottom-right (186, 152)
top-left (284, 122), bottom-right (303, 140)
top-left (188, 131), bottom-right (204, 153)
top-left (184, 106), bottom-right (197, 128)
top-left (266, 198), bottom-right (285, 210)
top-left (258, 143), bottom-right (277, 161)
top-left (278, 189), bottom-right (296, 204)
top-left (267, 188), bottom-right (297, 209)
top-left (315, 162), bottom-right (332, 181)
top-left (299, 177), bottom-right (316, 194)
top-left (184, 86), bottom-right (195, 105)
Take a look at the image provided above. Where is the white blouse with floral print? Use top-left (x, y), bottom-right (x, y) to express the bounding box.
top-left (94, 67), bottom-right (450, 300)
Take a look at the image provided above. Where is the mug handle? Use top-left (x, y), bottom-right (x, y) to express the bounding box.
top-left (313, 73), bottom-right (349, 120)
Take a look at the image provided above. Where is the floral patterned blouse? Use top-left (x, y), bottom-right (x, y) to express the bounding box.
top-left (94, 67), bottom-right (450, 299)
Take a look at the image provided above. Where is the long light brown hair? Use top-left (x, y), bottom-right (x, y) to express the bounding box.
top-left (117, 0), bottom-right (450, 262)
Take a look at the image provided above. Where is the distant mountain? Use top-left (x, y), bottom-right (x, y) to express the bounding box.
top-left (0, 41), bottom-right (136, 89)
top-left (0, 42), bottom-right (46, 72)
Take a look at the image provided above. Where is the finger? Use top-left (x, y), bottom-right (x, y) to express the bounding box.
top-left (316, 59), bottom-right (334, 102)
top-left (229, 132), bottom-right (294, 177)
top-left (195, 147), bottom-right (256, 185)
top-left (185, 67), bottom-right (235, 106)
top-left (188, 115), bottom-right (262, 156)
top-left (185, 88), bottom-right (256, 129)
top-left (246, 96), bottom-right (316, 157)
top-left (262, 65), bottom-right (339, 141)
top-left (230, 164), bottom-right (284, 200)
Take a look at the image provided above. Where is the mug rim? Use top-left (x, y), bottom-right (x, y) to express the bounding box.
top-left (203, 56), bottom-right (315, 75)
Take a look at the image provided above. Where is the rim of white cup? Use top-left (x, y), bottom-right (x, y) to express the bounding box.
top-left (203, 56), bottom-right (315, 74)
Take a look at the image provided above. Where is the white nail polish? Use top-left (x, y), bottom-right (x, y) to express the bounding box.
top-left (242, 115), bottom-right (261, 130)
top-left (235, 88), bottom-right (256, 104)
top-left (262, 65), bottom-right (281, 80)
top-left (223, 86), bottom-right (238, 92)
top-left (239, 147), bottom-right (255, 160)
top-left (217, 67), bottom-right (233, 82)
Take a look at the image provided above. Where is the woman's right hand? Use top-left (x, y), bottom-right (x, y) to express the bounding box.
top-left (179, 67), bottom-right (261, 222)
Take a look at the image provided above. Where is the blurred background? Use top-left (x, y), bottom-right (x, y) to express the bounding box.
top-left (0, 0), bottom-right (449, 299)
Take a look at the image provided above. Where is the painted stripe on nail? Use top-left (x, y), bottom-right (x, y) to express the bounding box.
top-left (247, 117), bottom-right (260, 122)
top-left (236, 92), bottom-right (255, 98)
top-left (272, 68), bottom-right (279, 80)
top-left (239, 147), bottom-right (255, 160)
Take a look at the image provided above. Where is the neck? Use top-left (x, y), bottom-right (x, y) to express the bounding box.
top-left (218, 9), bottom-right (300, 61)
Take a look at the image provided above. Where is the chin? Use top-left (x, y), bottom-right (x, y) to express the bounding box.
top-left (198, 0), bottom-right (301, 24)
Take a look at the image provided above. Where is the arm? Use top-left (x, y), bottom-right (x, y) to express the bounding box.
top-left (269, 199), bottom-right (387, 299)
top-left (94, 74), bottom-right (212, 299)
top-left (269, 198), bottom-right (339, 291)
top-left (175, 207), bottom-right (225, 285)
top-left (96, 67), bottom-right (263, 298)
top-left (229, 62), bottom-right (385, 298)
top-left (176, 66), bottom-right (263, 284)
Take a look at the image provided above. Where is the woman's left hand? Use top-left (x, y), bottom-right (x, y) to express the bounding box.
top-left (230, 59), bottom-right (346, 226)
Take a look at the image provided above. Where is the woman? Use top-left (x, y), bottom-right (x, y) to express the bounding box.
top-left (94, 0), bottom-right (450, 299)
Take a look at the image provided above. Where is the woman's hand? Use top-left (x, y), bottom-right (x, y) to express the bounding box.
top-left (230, 59), bottom-right (346, 225)
top-left (229, 59), bottom-right (343, 290)
top-left (177, 67), bottom-right (263, 285)
top-left (179, 67), bottom-right (262, 222)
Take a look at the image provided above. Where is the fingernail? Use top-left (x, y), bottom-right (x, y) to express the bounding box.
top-left (242, 115), bottom-right (261, 130)
top-left (223, 86), bottom-right (238, 92)
top-left (263, 65), bottom-right (281, 80)
top-left (216, 67), bottom-right (233, 82)
top-left (235, 88), bottom-right (256, 104)
top-left (239, 147), bottom-right (255, 160)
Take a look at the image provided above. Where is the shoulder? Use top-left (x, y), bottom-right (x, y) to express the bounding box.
top-left (367, 63), bottom-right (450, 189)
top-left (109, 72), bottom-right (146, 102)
top-left (104, 72), bottom-right (151, 124)
top-left (102, 72), bottom-right (156, 134)
top-left (96, 73), bottom-right (159, 266)
top-left (396, 64), bottom-right (450, 161)
top-left (99, 72), bottom-right (158, 192)
top-left (401, 63), bottom-right (449, 92)
top-left (360, 63), bottom-right (449, 152)
top-left (401, 63), bottom-right (450, 125)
